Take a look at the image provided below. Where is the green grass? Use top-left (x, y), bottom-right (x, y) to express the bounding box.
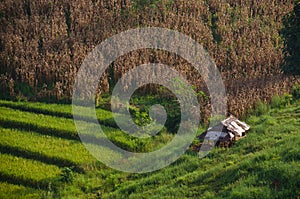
top-left (0, 99), bottom-right (299, 198)
top-left (0, 106), bottom-right (172, 153)
top-left (0, 106), bottom-right (79, 140)
top-left (98, 101), bottom-right (300, 199)
top-left (0, 128), bottom-right (95, 167)
top-left (0, 182), bottom-right (42, 199)
top-left (0, 153), bottom-right (61, 189)
top-left (0, 99), bottom-right (118, 128)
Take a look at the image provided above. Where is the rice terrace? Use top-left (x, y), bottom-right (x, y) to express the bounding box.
top-left (0, 0), bottom-right (300, 198)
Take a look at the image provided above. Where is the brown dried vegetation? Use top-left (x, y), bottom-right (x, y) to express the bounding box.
top-left (0, 0), bottom-right (299, 118)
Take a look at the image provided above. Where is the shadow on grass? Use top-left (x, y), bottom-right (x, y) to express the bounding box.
top-left (0, 119), bottom-right (112, 150)
top-left (0, 144), bottom-right (84, 173)
top-left (0, 102), bottom-right (118, 128)
top-left (0, 119), bottom-right (79, 141)
top-left (0, 172), bottom-right (49, 190)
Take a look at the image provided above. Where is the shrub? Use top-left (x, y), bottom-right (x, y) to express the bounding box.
top-left (292, 83), bottom-right (300, 100)
top-left (254, 100), bottom-right (269, 116)
top-left (60, 167), bottom-right (74, 183)
top-left (282, 94), bottom-right (293, 106)
top-left (270, 95), bottom-right (282, 108)
top-left (270, 94), bottom-right (293, 108)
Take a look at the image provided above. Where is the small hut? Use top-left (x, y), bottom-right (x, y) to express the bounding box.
top-left (197, 115), bottom-right (250, 148)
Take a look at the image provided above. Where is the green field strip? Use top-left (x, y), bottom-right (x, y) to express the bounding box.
top-left (0, 182), bottom-right (42, 199)
top-left (0, 153), bottom-right (61, 189)
top-left (0, 100), bottom-right (72, 118)
top-left (0, 118), bottom-right (119, 150)
top-left (0, 118), bottom-right (136, 152)
top-left (0, 107), bottom-right (120, 143)
top-left (0, 107), bottom-right (162, 152)
top-left (0, 144), bottom-right (85, 173)
top-left (0, 118), bottom-right (80, 141)
top-left (0, 100), bottom-right (118, 128)
top-left (0, 128), bottom-right (95, 168)
top-left (0, 172), bottom-right (50, 190)
top-left (0, 106), bottom-right (79, 140)
top-left (0, 106), bottom-right (123, 135)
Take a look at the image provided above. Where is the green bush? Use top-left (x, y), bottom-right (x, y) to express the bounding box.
top-left (292, 83), bottom-right (300, 100)
top-left (254, 100), bottom-right (269, 116)
top-left (282, 94), bottom-right (293, 106)
top-left (270, 95), bottom-right (282, 108)
top-left (129, 93), bottom-right (181, 133)
top-left (270, 94), bottom-right (293, 108)
top-left (130, 107), bottom-right (151, 126)
top-left (60, 167), bottom-right (74, 183)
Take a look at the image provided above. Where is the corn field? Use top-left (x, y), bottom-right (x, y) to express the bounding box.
top-left (0, 0), bottom-right (299, 118)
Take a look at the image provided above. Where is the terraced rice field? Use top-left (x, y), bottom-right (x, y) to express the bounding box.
top-left (0, 100), bottom-right (172, 198)
top-left (0, 100), bottom-right (101, 198)
top-left (0, 99), bottom-right (299, 198)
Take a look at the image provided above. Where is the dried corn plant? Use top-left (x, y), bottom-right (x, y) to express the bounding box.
top-left (0, 0), bottom-right (298, 116)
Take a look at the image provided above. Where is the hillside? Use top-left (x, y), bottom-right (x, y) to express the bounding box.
top-left (0, 0), bottom-right (300, 198)
top-left (0, 96), bottom-right (299, 198)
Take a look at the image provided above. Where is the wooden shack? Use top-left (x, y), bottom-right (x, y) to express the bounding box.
top-left (196, 115), bottom-right (250, 148)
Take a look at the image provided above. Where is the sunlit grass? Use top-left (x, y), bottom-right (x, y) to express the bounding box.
top-left (0, 98), bottom-right (299, 198)
top-left (0, 128), bottom-right (95, 166)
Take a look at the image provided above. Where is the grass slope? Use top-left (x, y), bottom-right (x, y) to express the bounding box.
top-left (0, 99), bottom-right (299, 198)
top-left (100, 101), bottom-right (300, 199)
